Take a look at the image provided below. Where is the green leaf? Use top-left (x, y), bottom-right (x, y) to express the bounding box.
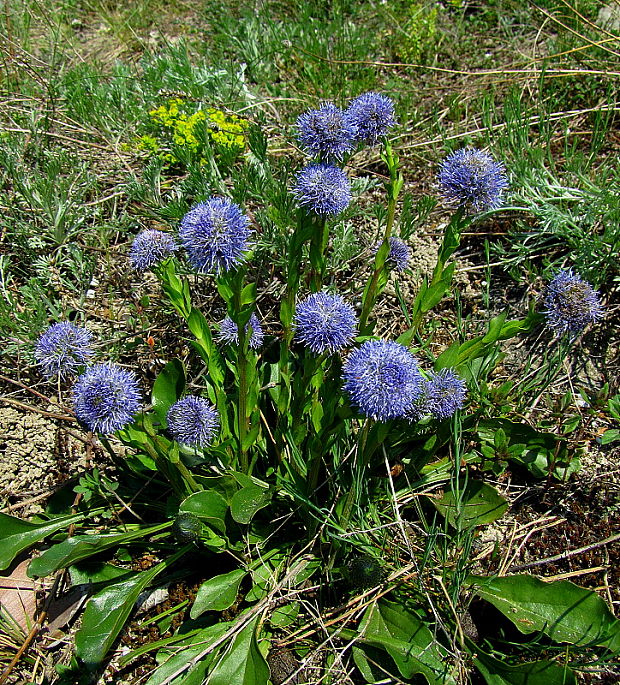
top-left (477, 419), bottom-right (564, 478)
top-left (358, 599), bottom-right (456, 684)
top-left (207, 616), bottom-right (270, 685)
top-left (474, 649), bottom-right (576, 685)
top-left (470, 574), bottom-right (620, 651)
top-left (230, 484), bottom-right (272, 525)
top-left (75, 547), bottom-right (189, 668)
top-left (190, 569), bottom-right (247, 619)
top-left (28, 522), bottom-right (171, 578)
top-left (151, 359), bottom-right (186, 424)
top-left (432, 480), bottom-right (508, 528)
top-left (600, 429), bottom-right (620, 445)
top-left (179, 490), bottom-right (229, 534)
top-left (69, 561), bottom-right (132, 587)
top-left (145, 623), bottom-right (232, 685)
top-left (481, 312), bottom-right (508, 343)
top-left (0, 512), bottom-right (83, 571)
top-left (269, 601), bottom-right (299, 628)
top-left (420, 263), bottom-right (456, 314)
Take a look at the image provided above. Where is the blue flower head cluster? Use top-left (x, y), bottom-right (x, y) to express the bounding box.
top-left (342, 340), bottom-right (424, 421)
top-left (346, 92), bottom-right (396, 146)
top-left (167, 396), bottom-right (220, 448)
top-left (373, 236), bottom-right (411, 272)
top-left (73, 362), bottom-right (141, 434)
top-left (413, 368), bottom-right (467, 420)
top-left (35, 322), bottom-right (94, 380)
top-left (438, 148), bottom-right (508, 213)
top-left (219, 313), bottom-right (264, 349)
top-left (180, 197), bottom-right (252, 274)
top-left (130, 229), bottom-right (176, 271)
top-left (544, 269), bottom-right (603, 335)
top-left (296, 102), bottom-right (357, 162)
top-left (293, 164), bottom-right (351, 216)
top-left (294, 292), bottom-right (358, 355)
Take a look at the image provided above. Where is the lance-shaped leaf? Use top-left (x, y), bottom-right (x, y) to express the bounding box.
top-left (28, 522), bottom-right (172, 578)
top-left (0, 512), bottom-right (83, 571)
top-left (75, 546), bottom-right (189, 668)
top-left (145, 622), bottom-right (233, 685)
top-left (151, 359), bottom-right (186, 425)
top-left (207, 615), bottom-right (270, 685)
top-left (470, 574), bottom-right (620, 652)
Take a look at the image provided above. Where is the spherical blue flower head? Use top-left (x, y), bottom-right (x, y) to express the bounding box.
top-left (293, 163), bottom-right (352, 216)
top-left (346, 92), bottom-right (396, 146)
top-left (130, 229), bottom-right (176, 271)
top-left (342, 340), bottom-right (424, 421)
top-left (438, 148), bottom-right (508, 213)
top-left (35, 322), bottom-right (94, 380)
top-left (179, 197), bottom-right (252, 274)
top-left (218, 313), bottom-right (264, 349)
top-left (167, 396), bottom-right (220, 448)
top-left (294, 292), bottom-right (358, 355)
top-left (544, 269), bottom-right (603, 335)
top-left (373, 236), bottom-right (411, 272)
top-left (418, 368), bottom-right (467, 420)
top-left (73, 363), bottom-right (141, 434)
top-left (296, 102), bottom-right (357, 162)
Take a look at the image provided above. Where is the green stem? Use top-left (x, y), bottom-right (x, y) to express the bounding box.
top-left (308, 216), bottom-right (328, 292)
top-left (339, 418), bottom-right (373, 529)
top-left (140, 421), bottom-right (202, 498)
top-left (359, 139), bottom-right (403, 334)
top-left (233, 283), bottom-right (250, 474)
top-left (400, 208), bottom-right (471, 345)
top-left (276, 211), bottom-right (315, 445)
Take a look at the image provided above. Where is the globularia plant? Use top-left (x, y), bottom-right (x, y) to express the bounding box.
top-left (12, 93), bottom-right (616, 685)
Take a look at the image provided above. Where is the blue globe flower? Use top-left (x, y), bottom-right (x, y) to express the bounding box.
top-left (544, 269), bottom-right (603, 335)
top-left (73, 363), bottom-right (141, 434)
top-left (296, 102), bottom-right (357, 162)
top-left (167, 396), bottom-right (220, 448)
top-left (293, 163), bottom-right (351, 216)
top-left (342, 340), bottom-right (424, 421)
top-left (414, 368), bottom-right (467, 420)
top-left (35, 322), bottom-right (94, 380)
top-left (179, 197), bottom-right (252, 274)
top-left (294, 292), bottom-right (358, 355)
top-left (438, 148), bottom-right (508, 213)
top-left (346, 92), bottom-right (396, 146)
top-left (130, 229), bottom-right (176, 271)
top-left (373, 236), bottom-right (411, 272)
top-left (218, 313), bottom-right (264, 349)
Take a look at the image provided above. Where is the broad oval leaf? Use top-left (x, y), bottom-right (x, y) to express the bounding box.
top-left (432, 480), bottom-right (508, 528)
top-left (179, 490), bottom-right (229, 534)
top-left (471, 574), bottom-right (620, 652)
top-left (151, 359), bottom-right (186, 425)
top-left (0, 512), bottom-right (83, 571)
top-left (190, 569), bottom-right (247, 619)
top-left (358, 599), bottom-right (456, 684)
top-left (230, 484), bottom-right (271, 525)
top-left (474, 648), bottom-right (576, 685)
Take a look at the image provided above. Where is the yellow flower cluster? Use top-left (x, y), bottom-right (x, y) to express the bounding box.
top-left (205, 107), bottom-right (248, 151)
top-left (148, 99), bottom-right (249, 155)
